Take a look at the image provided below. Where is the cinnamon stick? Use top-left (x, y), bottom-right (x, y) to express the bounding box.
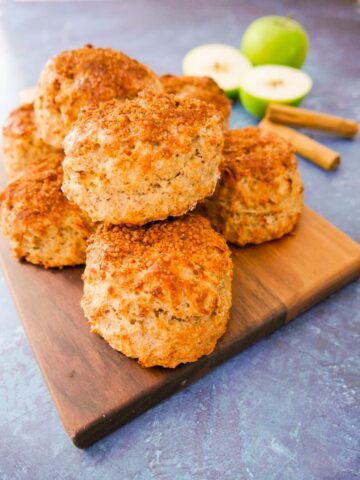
top-left (266, 104), bottom-right (359, 138)
top-left (259, 118), bottom-right (340, 171)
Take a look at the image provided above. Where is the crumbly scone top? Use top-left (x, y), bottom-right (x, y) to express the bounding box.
top-left (39, 45), bottom-right (161, 106)
top-left (223, 127), bottom-right (296, 181)
top-left (64, 90), bottom-right (224, 160)
top-left (160, 74), bottom-right (231, 118)
top-left (87, 214), bottom-right (230, 270)
top-left (3, 103), bottom-right (36, 138)
top-left (86, 215), bottom-right (232, 317)
top-left (0, 158), bottom-right (89, 224)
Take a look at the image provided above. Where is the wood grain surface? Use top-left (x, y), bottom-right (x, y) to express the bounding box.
top-left (0, 207), bottom-right (359, 448)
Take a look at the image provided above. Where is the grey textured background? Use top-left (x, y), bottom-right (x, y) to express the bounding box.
top-left (0, 1), bottom-right (359, 479)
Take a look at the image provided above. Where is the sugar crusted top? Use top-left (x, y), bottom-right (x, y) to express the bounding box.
top-left (223, 127), bottom-right (296, 182)
top-left (160, 74), bottom-right (231, 124)
top-left (87, 214), bottom-right (230, 269)
top-left (0, 159), bottom-right (91, 228)
top-left (3, 103), bottom-right (37, 138)
top-left (36, 45), bottom-right (162, 126)
top-left (64, 90), bottom-right (224, 162)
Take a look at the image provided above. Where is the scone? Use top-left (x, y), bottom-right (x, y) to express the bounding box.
top-left (2, 103), bottom-right (62, 178)
top-left (34, 45), bottom-right (162, 148)
top-left (0, 159), bottom-right (93, 268)
top-left (160, 74), bottom-right (231, 127)
top-left (62, 90), bottom-right (224, 225)
top-left (82, 215), bottom-right (233, 368)
top-left (202, 127), bottom-right (303, 245)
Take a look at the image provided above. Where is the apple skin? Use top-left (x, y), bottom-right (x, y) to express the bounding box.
top-left (183, 44), bottom-right (252, 99)
top-left (224, 87), bottom-right (239, 99)
top-left (241, 16), bottom-right (308, 68)
top-left (239, 88), bottom-right (307, 118)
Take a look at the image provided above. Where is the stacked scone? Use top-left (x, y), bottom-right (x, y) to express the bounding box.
top-left (0, 45), bottom-right (303, 368)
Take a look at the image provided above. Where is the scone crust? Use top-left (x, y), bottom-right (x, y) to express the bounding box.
top-left (160, 74), bottom-right (231, 127)
top-left (62, 91), bottom-right (224, 225)
top-left (34, 45), bottom-right (162, 148)
top-left (203, 127), bottom-right (303, 245)
top-left (0, 160), bottom-right (93, 268)
top-left (81, 215), bottom-right (233, 368)
top-left (2, 103), bottom-right (62, 178)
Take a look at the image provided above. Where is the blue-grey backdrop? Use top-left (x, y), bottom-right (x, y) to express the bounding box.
top-left (0, 1), bottom-right (359, 479)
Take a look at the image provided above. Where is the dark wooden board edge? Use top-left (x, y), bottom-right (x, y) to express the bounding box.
top-left (0, 249), bottom-right (286, 448)
top-left (1, 205), bottom-right (360, 448)
top-left (285, 264), bottom-right (360, 323)
top-left (72, 310), bottom-right (285, 448)
top-left (284, 210), bottom-right (360, 321)
top-left (44, 259), bottom-right (360, 448)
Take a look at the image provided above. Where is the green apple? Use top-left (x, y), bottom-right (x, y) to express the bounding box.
top-left (240, 65), bottom-right (313, 118)
top-left (183, 44), bottom-right (252, 98)
top-left (241, 16), bottom-right (308, 68)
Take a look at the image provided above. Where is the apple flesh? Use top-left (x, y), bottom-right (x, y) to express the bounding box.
top-left (241, 16), bottom-right (308, 68)
top-left (240, 65), bottom-right (313, 118)
top-left (183, 44), bottom-right (252, 98)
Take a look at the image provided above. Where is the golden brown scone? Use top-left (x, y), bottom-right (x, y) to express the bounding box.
top-left (62, 90), bottom-right (224, 225)
top-left (201, 127), bottom-right (303, 245)
top-left (0, 159), bottom-right (94, 268)
top-left (82, 215), bottom-right (233, 368)
top-left (160, 74), bottom-right (231, 127)
top-left (35, 45), bottom-right (162, 148)
top-left (2, 103), bottom-right (62, 178)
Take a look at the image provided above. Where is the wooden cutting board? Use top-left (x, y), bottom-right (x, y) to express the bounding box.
top-left (1, 206), bottom-right (359, 448)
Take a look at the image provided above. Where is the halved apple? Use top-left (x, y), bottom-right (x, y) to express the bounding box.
top-left (240, 65), bottom-right (313, 118)
top-left (183, 44), bottom-right (252, 98)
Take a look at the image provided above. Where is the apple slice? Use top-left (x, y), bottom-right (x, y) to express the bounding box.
top-left (183, 44), bottom-right (252, 98)
top-left (240, 65), bottom-right (313, 118)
